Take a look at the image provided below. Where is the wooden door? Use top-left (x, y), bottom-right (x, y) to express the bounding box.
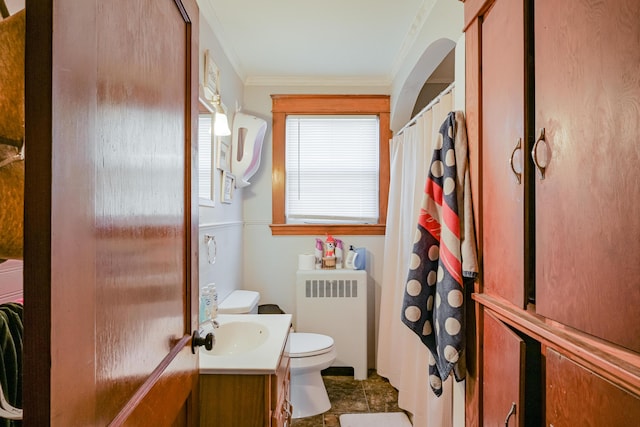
top-left (546, 347), bottom-right (640, 426)
top-left (534, 0), bottom-right (640, 353)
top-left (483, 311), bottom-right (525, 426)
top-left (23, 0), bottom-right (200, 425)
top-left (481, 0), bottom-right (532, 308)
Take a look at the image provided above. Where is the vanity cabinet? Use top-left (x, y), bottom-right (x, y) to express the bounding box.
top-left (464, 0), bottom-right (640, 425)
top-left (199, 351), bottom-right (291, 427)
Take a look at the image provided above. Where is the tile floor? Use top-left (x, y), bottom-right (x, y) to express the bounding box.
top-left (291, 370), bottom-right (406, 427)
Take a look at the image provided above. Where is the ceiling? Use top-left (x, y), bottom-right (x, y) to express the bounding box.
top-left (198, 0), bottom-right (431, 85)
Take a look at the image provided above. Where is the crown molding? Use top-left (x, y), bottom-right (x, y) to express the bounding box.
top-left (196, 0), bottom-right (247, 82)
top-left (390, 0), bottom-right (438, 78)
top-left (244, 75), bottom-right (392, 88)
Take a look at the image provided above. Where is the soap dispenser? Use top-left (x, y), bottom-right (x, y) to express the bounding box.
top-left (345, 245), bottom-right (357, 269)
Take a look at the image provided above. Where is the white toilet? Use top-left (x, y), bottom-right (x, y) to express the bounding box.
top-left (217, 290), bottom-right (337, 419)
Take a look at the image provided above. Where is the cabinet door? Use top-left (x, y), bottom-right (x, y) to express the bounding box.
top-left (483, 311), bottom-right (525, 427)
top-left (534, 0), bottom-right (640, 353)
top-left (481, 0), bottom-right (530, 308)
top-left (546, 347), bottom-right (640, 426)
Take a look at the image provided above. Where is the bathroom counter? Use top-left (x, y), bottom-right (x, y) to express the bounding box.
top-left (199, 313), bottom-right (292, 375)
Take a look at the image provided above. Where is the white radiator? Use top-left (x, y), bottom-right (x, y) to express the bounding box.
top-left (295, 269), bottom-right (367, 380)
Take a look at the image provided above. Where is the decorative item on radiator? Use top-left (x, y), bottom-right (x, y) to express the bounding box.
top-left (322, 235), bottom-right (337, 268)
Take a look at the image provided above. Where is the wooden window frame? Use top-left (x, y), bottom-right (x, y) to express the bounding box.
top-left (270, 94), bottom-right (390, 236)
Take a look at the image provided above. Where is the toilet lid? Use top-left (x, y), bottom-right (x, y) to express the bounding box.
top-left (289, 332), bottom-right (334, 357)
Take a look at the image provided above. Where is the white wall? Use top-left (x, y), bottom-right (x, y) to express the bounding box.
top-left (197, 13), bottom-right (245, 304)
top-left (241, 83), bottom-right (388, 368)
top-left (391, 0), bottom-right (464, 132)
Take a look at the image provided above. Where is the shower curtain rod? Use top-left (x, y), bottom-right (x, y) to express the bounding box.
top-left (396, 81), bottom-right (455, 136)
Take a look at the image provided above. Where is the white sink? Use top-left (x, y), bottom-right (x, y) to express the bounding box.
top-left (204, 321), bottom-right (270, 355)
top-left (199, 313), bottom-right (292, 375)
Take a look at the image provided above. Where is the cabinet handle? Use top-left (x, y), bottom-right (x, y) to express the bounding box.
top-left (509, 138), bottom-right (522, 184)
top-left (531, 128), bottom-right (547, 179)
top-left (504, 402), bottom-right (517, 426)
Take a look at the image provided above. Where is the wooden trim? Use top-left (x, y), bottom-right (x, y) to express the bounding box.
top-left (24, 1), bottom-right (54, 424)
top-left (465, 19), bottom-right (482, 267)
top-left (270, 224), bottom-right (385, 236)
top-left (271, 94), bottom-right (390, 114)
top-left (378, 111), bottom-right (390, 226)
top-left (463, 0), bottom-right (494, 31)
top-left (271, 110), bottom-right (286, 225)
top-left (270, 94), bottom-right (390, 236)
top-left (464, 18), bottom-right (483, 427)
top-left (474, 293), bottom-right (640, 397)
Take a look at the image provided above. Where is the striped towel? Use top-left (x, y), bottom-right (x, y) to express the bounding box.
top-left (401, 111), bottom-right (478, 396)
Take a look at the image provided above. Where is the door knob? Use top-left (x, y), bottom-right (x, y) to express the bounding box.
top-left (191, 330), bottom-right (214, 354)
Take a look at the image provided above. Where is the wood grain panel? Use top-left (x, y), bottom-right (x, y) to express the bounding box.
top-left (534, 0), bottom-right (640, 353)
top-left (464, 18), bottom-right (482, 427)
top-left (483, 310), bottom-right (525, 426)
top-left (481, 0), bottom-right (528, 308)
top-left (546, 347), bottom-right (640, 427)
top-left (200, 374), bottom-right (270, 427)
top-left (24, 0), bottom-right (199, 424)
top-left (463, 0), bottom-right (493, 31)
top-left (271, 94), bottom-right (390, 114)
top-left (465, 19), bottom-right (481, 244)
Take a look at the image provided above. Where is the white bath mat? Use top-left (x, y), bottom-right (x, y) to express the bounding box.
top-left (339, 412), bottom-right (412, 427)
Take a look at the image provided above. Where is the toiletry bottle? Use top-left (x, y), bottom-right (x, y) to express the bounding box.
top-left (315, 238), bottom-right (324, 269)
top-left (345, 245), bottom-right (356, 269)
top-left (200, 286), bottom-right (211, 323)
top-left (335, 238), bottom-right (344, 268)
top-left (210, 284), bottom-right (218, 319)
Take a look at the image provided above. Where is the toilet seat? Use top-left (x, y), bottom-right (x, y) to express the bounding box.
top-left (289, 332), bottom-right (334, 358)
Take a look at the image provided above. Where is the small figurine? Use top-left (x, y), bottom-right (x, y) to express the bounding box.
top-left (325, 235), bottom-right (336, 258)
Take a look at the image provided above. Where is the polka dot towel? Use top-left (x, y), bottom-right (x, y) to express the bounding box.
top-left (401, 111), bottom-right (478, 397)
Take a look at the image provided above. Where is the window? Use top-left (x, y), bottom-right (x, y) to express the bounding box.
top-left (286, 115), bottom-right (379, 224)
top-left (198, 105), bottom-right (215, 206)
top-left (271, 94), bottom-right (390, 236)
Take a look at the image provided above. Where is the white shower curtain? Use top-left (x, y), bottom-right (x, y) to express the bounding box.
top-left (377, 91), bottom-right (454, 427)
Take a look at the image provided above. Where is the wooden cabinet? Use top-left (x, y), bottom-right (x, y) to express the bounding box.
top-left (546, 347), bottom-right (640, 426)
top-left (199, 353), bottom-right (291, 427)
top-left (480, 0), bottom-right (531, 310)
top-left (483, 311), bottom-right (541, 427)
top-left (533, 0), bottom-right (640, 354)
top-left (464, 0), bottom-right (640, 425)
top-left (483, 312), bottom-right (525, 426)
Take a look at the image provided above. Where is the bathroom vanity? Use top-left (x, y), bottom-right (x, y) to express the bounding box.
top-left (199, 314), bottom-right (292, 427)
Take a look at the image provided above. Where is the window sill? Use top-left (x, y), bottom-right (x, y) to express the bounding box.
top-left (269, 223), bottom-right (386, 236)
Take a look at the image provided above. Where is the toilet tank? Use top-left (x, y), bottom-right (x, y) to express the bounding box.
top-left (218, 290), bottom-right (260, 314)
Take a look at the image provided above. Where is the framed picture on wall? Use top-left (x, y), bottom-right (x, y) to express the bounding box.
top-left (221, 170), bottom-right (235, 204)
top-left (217, 138), bottom-right (230, 171)
top-left (203, 49), bottom-right (219, 100)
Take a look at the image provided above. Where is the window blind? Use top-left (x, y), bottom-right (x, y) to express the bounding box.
top-left (285, 115), bottom-right (379, 224)
top-left (198, 115), bottom-right (213, 202)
